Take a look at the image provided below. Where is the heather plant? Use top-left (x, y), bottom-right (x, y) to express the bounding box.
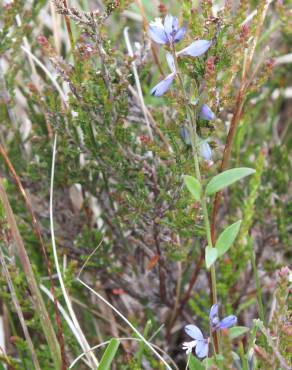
top-left (0, 1), bottom-right (291, 370)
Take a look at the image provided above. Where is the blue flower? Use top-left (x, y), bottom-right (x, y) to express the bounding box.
top-left (149, 14), bottom-right (211, 57)
top-left (180, 127), bottom-right (212, 160)
top-left (200, 141), bottom-right (212, 161)
top-left (149, 15), bottom-right (212, 97)
top-left (183, 325), bottom-right (209, 358)
top-left (199, 104), bottom-right (215, 121)
top-left (150, 53), bottom-right (176, 96)
top-left (209, 304), bottom-right (237, 331)
top-left (149, 15), bottom-right (186, 45)
top-left (183, 304), bottom-right (237, 359)
top-left (180, 126), bottom-right (191, 145)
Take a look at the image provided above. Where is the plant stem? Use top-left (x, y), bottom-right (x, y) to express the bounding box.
top-left (185, 353), bottom-right (191, 370)
top-left (250, 238), bottom-right (265, 323)
top-left (171, 48), bottom-right (219, 351)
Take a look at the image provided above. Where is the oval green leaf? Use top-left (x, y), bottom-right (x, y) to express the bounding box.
top-left (184, 175), bottom-right (201, 201)
top-left (99, 338), bottom-right (120, 370)
top-left (205, 168), bottom-right (256, 196)
top-left (229, 326), bottom-right (249, 340)
top-left (205, 246), bottom-right (218, 269)
top-left (216, 220), bottom-right (242, 258)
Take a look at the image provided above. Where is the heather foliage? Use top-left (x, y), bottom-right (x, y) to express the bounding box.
top-left (0, 1), bottom-right (291, 369)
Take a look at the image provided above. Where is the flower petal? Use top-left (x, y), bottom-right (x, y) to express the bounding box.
top-left (149, 17), bottom-right (163, 28)
top-left (166, 52), bottom-right (176, 74)
top-left (185, 325), bottom-right (204, 340)
top-left (174, 27), bottom-right (187, 43)
top-left (164, 14), bottom-right (178, 38)
top-left (182, 341), bottom-right (197, 355)
top-left (150, 73), bottom-right (175, 97)
top-left (180, 127), bottom-right (191, 145)
top-left (209, 303), bottom-right (219, 323)
top-left (195, 339), bottom-right (209, 358)
top-left (200, 142), bottom-right (212, 160)
top-left (218, 315), bottom-right (238, 329)
top-left (177, 40), bottom-right (212, 57)
top-left (149, 26), bottom-right (168, 44)
top-left (200, 104), bottom-right (215, 120)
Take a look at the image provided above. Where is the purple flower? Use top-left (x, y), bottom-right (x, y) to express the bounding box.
top-left (209, 303), bottom-right (220, 327)
top-left (209, 304), bottom-right (237, 331)
top-left (180, 127), bottom-right (212, 160)
top-left (177, 40), bottom-right (212, 57)
top-left (150, 53), bottom-right (176, 96)
top-left (183, 325), bottom-right (209, 358)
top-left (200, 141), bottom-right (212, 161)
top-left (180, 126), bottom-right (191, 145)
top-left (149, 15), bottom-right (186, 45)
top-left (148, 15), bottom-right (211, 58)
top-left (200, 104), bottom-right (215, 121)
top-left (149, 15), bottom-right (212, 97)
top-left (216, 315), bottom-right (238, 329)
top-left (183, 304), bottom-right (237, 359)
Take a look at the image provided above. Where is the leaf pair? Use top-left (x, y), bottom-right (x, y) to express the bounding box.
top-left (184, 167), bottom-right (256, 201)
top-left (184, 168), bottom-right (255, 269)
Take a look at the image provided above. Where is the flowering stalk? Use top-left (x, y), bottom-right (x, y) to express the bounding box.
top-left (170, 45), bottom-right (219, 354)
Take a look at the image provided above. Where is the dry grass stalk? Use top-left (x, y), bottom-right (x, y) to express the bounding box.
top-left (0, 180), bottom-right (62, 369)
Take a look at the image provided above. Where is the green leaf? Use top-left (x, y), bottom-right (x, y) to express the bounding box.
top-left (205, 168), bottom-right (256, 195)
top-left (98, 338), bottom-right (120, 370)
top-left (216, 220), bottom-right (242, 257)
top-left (205, 246), bottom-right (218, 269)
top-left (189, 354), bottom-right (204, 370)
top-left (184, 175), bottom-right (201, 201)
top-left (229, 326), bottom-right (249, 339)
top-left (137, 320), bottom-right (151, 366)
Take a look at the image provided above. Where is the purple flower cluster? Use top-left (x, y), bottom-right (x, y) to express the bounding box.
top-left (149, 14), bottom-right (212, 97)
top-left (182, 304), bottom-right (237, 358)
top-left (149, 14), bottom-right (215, 150)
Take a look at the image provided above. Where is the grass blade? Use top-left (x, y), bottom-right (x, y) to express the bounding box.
top-left (98, 339), bottom-right (120, 370)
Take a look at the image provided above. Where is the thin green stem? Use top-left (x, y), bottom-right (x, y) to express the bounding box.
top-left (250, 238), bottom-right (265, 323)
top-left (171, 48), bottom-right (219, 350)
top-left (185, 353), bottom-right (191, 370)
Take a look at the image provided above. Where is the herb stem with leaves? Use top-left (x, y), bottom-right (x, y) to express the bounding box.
top-left (171, 46), bottom-right (219, 353)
